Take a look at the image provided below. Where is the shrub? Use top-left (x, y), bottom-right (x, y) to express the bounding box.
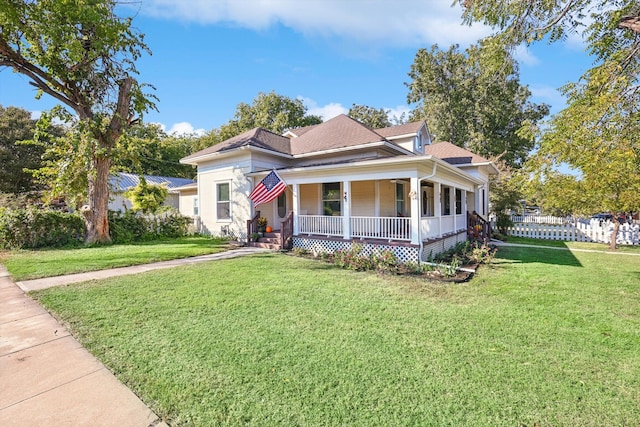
top-left (108, 209), bottom-right (192, 243)
top-left (0, 207), bottom-right (84, 249)
top-left (371, 250), bottom-right (399, 275)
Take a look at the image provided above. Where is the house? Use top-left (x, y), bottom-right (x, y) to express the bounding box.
top-left (108, 172), bottom-right (196, 212)
top-left (180, 114), bottom-right (497, 262)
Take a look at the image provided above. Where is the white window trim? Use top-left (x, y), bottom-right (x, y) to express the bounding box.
top-left (216, 181), bottom-right (232, 222)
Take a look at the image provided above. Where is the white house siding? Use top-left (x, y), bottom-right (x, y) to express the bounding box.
top-left (178, 188), bottom-right (198, 217)
top-left (299, 184), bottom-right (319, 215)
top-left (197, 160), bottom-right (252, 237)
top-left (108, 193), bottom-right (131, 212)
top-left (350, 181), bottom-right (375, 216)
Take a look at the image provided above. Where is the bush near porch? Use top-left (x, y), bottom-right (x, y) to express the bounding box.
top-left (30, 248), bottom-right (640, 426)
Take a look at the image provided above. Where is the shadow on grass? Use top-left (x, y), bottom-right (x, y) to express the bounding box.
top-left (495, 243), bottom-right (583, 267)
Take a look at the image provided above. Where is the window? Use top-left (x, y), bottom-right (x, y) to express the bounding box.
top-left (455, 189), bottom-right (462, 215)
top-left (277, 192), bottom-right (286, 218)
top-left (421, 183), bottom-right (434, 216)
top-left (193, 197), bottom-right (199, 216)
top-left (216, 182), bottom-right (230, 220)
top-left (322, 182), bottom-right (341, 216)
top-left (396, 182), bottom-right (405, 216)
top-left (442, 187), bottom-right (451, 216)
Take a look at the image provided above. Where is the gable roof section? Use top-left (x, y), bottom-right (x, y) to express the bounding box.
top-left (180, 114), bottom-right (415, 164)
top-left (181, 127), bottom-right (291, 162)
top-left (284, 123), bottom-right (319, 138)
top-left (289, 114), bottom-right (389, 155)
top-left (425, 141), bottom-right (491, 165)
top-left (376, 121), bottom-right (424, 138)
top-left (109, 173), bottom-right (195, 193)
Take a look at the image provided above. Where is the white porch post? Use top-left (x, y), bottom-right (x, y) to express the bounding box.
top-left (435, 182), bottom-right (442, 237)
top-left (463, 189), bottom-right (468, 230)
top-left (292, 183), bottom-right (300, 235)
top-left (452, 187), bottom-right (457, 232)
top-left (410, 177), bottom-right (420, 244)
top-left (343, 180), bottom-right (351, 239)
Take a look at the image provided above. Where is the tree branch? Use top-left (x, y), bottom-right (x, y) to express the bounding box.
top-left (619, 15), bottom-right (640, 34)
top-left (0, 38), bottom-right (76, 110)
top-left (533, 0), bottom-right (578, 34)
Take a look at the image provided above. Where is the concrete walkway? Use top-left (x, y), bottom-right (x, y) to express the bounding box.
top-left (0, 247), bottom-right (268, 426)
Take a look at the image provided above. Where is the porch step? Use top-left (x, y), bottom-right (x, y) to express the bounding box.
top-left (249, 232), bottom-right (283, 250)
top-left (249, 241), bottom-right (282, 250)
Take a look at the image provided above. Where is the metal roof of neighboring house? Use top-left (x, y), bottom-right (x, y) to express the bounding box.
top-left (424, 141), bottom-right (491, 165)
top-left (109, 173), bottom-right (195, 193)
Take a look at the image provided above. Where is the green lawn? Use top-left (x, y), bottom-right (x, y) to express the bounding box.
top-left (505, 236), bottom-right (640, 253)
top-left (0, 236), bottom-right (228, 281)
top-left (30, 247), bottom-right (640, 426)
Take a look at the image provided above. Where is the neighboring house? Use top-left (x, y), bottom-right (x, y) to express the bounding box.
top-left (108, 172), bottom-right (195, 212)
top-left (180, 114), bottom-right (497, 262)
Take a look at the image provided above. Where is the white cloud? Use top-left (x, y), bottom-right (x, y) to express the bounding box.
top-left (529, 85), bottom-right (567, 112)
top-left (513, 45), bottom-right (539, 66)
top-left (140, 0), bottom-right (491, 48)
top-left (386, 105), bottom-right (411, 122)
top-left (299, 97), bottom-right (348, 120)
top-left (156, 121), bottom-right (207, 136)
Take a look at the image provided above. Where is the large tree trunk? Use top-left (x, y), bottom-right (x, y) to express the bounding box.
top-left (82, 78), bottom-right (134, 244)
top-left (609, 216), bottom-right (620, 251)
top-left (83, 152), bottom-right (112, 244)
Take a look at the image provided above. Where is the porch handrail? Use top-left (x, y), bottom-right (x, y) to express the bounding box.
top-left (468, 210), bottom-right (491, 243)
top-left (246, 210), bottom-right (260, 243)
top-left (280, 211), bottom-right (294, 250)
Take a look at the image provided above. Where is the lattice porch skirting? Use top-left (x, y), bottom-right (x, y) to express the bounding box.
top-left (292, 230), bottom-right (468, 264)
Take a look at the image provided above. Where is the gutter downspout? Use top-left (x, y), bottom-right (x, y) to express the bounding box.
top-left (417, 161), bottom-right (438, 264)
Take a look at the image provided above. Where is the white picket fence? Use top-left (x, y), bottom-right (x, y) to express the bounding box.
top-left (509, 214), bottom-right (570, 225)
top-left (501, 219), bottom-right (639, 245)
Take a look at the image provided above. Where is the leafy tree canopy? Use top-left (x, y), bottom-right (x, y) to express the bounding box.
top-left (117, 123), bottom-right (196, 179)
top-left (0, 0), bottom-right (155, 243)
top-left (458, 0), bottom-right (640, 248)
top-left (406, 41), bottom-right (549, 168)
top-left (191, 91), bottom-right (322, 148)
top-left (125, 176), bottom-right (168, 214)
top-left (348, 104), bottom-right (393, 128)
top-left (0, 105), bottom-right (62, 194)
top-left (217, 91), bottom-right (322, 142)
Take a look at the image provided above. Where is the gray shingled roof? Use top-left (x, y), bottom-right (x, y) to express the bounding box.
top-left (290, 114), bottom-right (388, 155)
top-left (375, 121), bottom-right (424, 138)
top-left (425, 142), bottom-right (490, 165)
top-left (181, 127), bottom-right (291, 161)
top-left (109, 173), bottom-right (195, 192)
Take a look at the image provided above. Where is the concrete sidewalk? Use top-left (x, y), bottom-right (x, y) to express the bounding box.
top-left (0, 247), bottom-right (268, 426)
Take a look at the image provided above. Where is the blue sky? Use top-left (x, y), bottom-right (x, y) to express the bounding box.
top-left (0, 0), bottom-right (594, 136)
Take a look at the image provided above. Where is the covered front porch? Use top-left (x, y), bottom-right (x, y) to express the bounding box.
top-left (250, 176), bottom-right (487, 254)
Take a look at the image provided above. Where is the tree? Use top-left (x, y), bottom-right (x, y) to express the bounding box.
top-left (216, 91), bottom-right (322, 142)
top-left (0, 105), bottom-right (48, 194)
top-left (125, 176), bottom-right (168, 214)
top-left (118, 123), bottom-right (195, 179)
top-left (458, 0), bottom-right (640, 249)
top-left (406, 42), bottom-right (549, 167)
top-left (0, 0), bottom-right (155, 244)
top-left (348, 104), bottom-right (392, 128)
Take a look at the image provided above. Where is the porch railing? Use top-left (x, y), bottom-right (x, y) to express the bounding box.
top-left (246, 210), bottom-right (260, 242)
top-left (351, 216), bottom-right (411, 241)
top-left (280, 211), bottom-right (294, 249)
top-left (299, 215), bottom-right (343, 236)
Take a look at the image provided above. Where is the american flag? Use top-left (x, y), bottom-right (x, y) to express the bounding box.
top-left (249, 170), bottom-right (287, 206)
